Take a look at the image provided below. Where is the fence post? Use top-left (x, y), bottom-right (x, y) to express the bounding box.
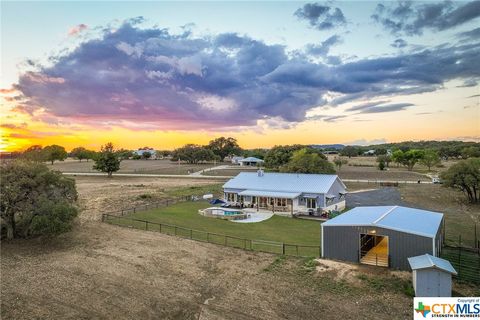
top-left (145, 221), bottom-right (148, 230)
top-left (174, 226), bottom-right (177, 236)
top-left (224, 236), bottom-right (227, 246)
top-left (282, 243), bottom-right (285, 255)
top-left (207, 232), bottom-right (210, 243)
top-left (134, 207), bottom-right (136, 214)
top-left (190, 229), bottom-right (193, 239)
top-left (296, 245), bottom-right (298, 256)
top-left (159, 223), bottom-right (162, 233)
top-left (319, 245), bottom-right (321, 258)
top-left (475, 224), bottom-right (477, 248)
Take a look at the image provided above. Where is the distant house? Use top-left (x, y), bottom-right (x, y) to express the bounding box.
top-left (363, 149), bottom-right (376, 156)
top-left (230, 156), bottom-right (244, 165)
top-left (238, 157), bottom-right (264, 167)
top-left (322, 206), bottom-right (444, 270)
top-left (134, 147), bottom-right (157, 159)
top-left (222, 171), bottom-right (347, 215)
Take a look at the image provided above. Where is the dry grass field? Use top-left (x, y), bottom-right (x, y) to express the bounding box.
top-left (47, 159), bottom-right (224, 175)
top-left (2, 176), bottom-right (479, 319)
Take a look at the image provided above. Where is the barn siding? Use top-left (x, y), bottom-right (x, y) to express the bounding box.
top-left (322, 225), bottom-right (433, 270)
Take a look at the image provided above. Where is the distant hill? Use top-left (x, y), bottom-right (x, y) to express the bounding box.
top-left (310, 144), bottom-right (345, 150)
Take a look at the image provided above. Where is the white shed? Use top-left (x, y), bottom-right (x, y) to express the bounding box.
top-left (408, 254), bottom-right (457, 297)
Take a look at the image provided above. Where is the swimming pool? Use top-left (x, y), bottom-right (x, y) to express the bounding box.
top-left (198, 207), bottom-right (248, 220)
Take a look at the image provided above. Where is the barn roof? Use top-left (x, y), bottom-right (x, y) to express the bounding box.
top-left (223, 172), bottom-right (345, 194)
top-left (408, 254), bottom-right (457, 274)
top-left (322, 206), bottom-right (443, 238)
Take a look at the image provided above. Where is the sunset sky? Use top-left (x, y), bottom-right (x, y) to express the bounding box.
top-left (1, 1), bottom-right (479, 152)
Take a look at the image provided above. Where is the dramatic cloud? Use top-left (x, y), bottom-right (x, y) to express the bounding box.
top-left (346, 100), bottom-right (390, 112)
top-left (346, 101), bottom-right (414, 114)
top-left (295, 3), bottom-right (346, 30)
top-left (12, 20), bottom-right (480, 130)
top-left (457, 27), bottom-right (480, 41)
top-left (391, 38), bottom-right (407, 48)
top-left (305, 35), bottom-right (342, 56)
top-left (68, 23), bottom-right (88, 36)
top-left (357, 103), bottom-right (414, 114)
top-left (372, 1), bottom-right (480, 36)
top-left (0, 123), bottom-right (27, 130)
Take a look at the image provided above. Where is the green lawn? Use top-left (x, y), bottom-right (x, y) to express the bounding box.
top-left (110, 201), bottom-right (321, 247)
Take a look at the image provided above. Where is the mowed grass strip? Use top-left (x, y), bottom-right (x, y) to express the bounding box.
top-left (117, 201), bottom-right (321, 246)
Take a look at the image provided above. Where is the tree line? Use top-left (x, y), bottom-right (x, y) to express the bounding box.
top-left (340, 141), bottom-right (480, 160)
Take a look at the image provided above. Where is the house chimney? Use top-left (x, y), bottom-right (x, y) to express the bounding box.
top-left (257, 169), bottom-right (264, 177)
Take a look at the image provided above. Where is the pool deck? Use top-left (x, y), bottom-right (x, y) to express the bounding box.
top-left (232, 211), bottom-right (274, 223)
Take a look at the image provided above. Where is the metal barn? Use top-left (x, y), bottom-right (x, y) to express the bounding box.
top-left (408, 254), bottom-right (457, 297)
top-left (321, 206), bottom-right (444, 270)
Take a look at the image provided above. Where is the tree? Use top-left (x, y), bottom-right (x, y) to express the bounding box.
top-left (333, 157), bottom-right (348, 171)
top-left (116, 149), bottom-right (133, 160)
top-left (0, 160), bottom-right (78, 240)
top-left (340, 146), bottom-right (360, 158)
top-left (171, 144), bottom-right (216, 164)
top-left (391, 150), bottom-right (405, 168)
top-left (402, 149), bottom-right (425, 171)
top-left (264, 145), bottom-right (304, 169)
top-left (22, 145), bottom-right (46, 162)
top-left (420, 149), bottom-right (441, 171)
top-left (280, 148), bottom-right (335, 174)
top-left (242, 148), bottom-right (267, 160)
top-left (43, 145), bottom-right (68, 164)
top-left (376, 154), bottom-right (392, 168)
top-left (142, 151), bottom-right (152, 160)
top-left (207, 137), bottom-right (242, 161)
top-left (440, 158), bottom-right (480, 203)
top-left (378, 159), bottom-right (385, 171)
top-left (93, 142), bottom-right (121, 177)
top-left (71, 147), bottom-right (90, 162)
top-left (461, 146), bottom-right (480, 159)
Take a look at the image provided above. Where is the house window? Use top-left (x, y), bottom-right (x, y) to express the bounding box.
top-left (307, 198), bottom-right (316, 209)
top-left (326, 196), bottom-right (335, 204)
top-left (276, 198), bottom-right (287, 207)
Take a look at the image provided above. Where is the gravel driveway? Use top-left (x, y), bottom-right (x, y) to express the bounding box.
top-left (346, 188), bottom-right (406, 207)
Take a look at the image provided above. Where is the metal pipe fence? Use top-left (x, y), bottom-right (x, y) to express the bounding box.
top-left (102, 213), bottom-right (321, 258)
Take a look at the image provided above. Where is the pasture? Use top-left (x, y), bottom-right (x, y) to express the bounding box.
top-left (47, 158), bottom-right (225, 175)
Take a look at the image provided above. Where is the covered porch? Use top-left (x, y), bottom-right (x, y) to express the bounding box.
top-left (224, 190), bottom-right (300, 215)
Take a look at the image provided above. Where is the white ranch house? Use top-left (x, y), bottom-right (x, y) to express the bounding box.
top-left (238, 157), bottom-right (264, 166)
top-left (222, 171), bottom-right (347, 216)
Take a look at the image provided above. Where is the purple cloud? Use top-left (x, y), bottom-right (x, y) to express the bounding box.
top-left (12, 20), bottom-right (480, 130)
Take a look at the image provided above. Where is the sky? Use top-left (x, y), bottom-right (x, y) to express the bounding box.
top-left (1, 0), bottom-right (479, 152)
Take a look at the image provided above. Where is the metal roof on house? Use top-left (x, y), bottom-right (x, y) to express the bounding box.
top-left (322, 206), bottom-right (443, 238)
top-left (238, 190), bottom-right (301, 199)
top-left (238, 157), bottom-right (264, 162)
top-left (408, 254), bottom-right (457, 274)
top-left (223, 172), bottom-right (344, 194)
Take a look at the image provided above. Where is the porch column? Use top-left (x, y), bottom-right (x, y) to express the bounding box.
top-left (272, 198), bottom-right (275, 213)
